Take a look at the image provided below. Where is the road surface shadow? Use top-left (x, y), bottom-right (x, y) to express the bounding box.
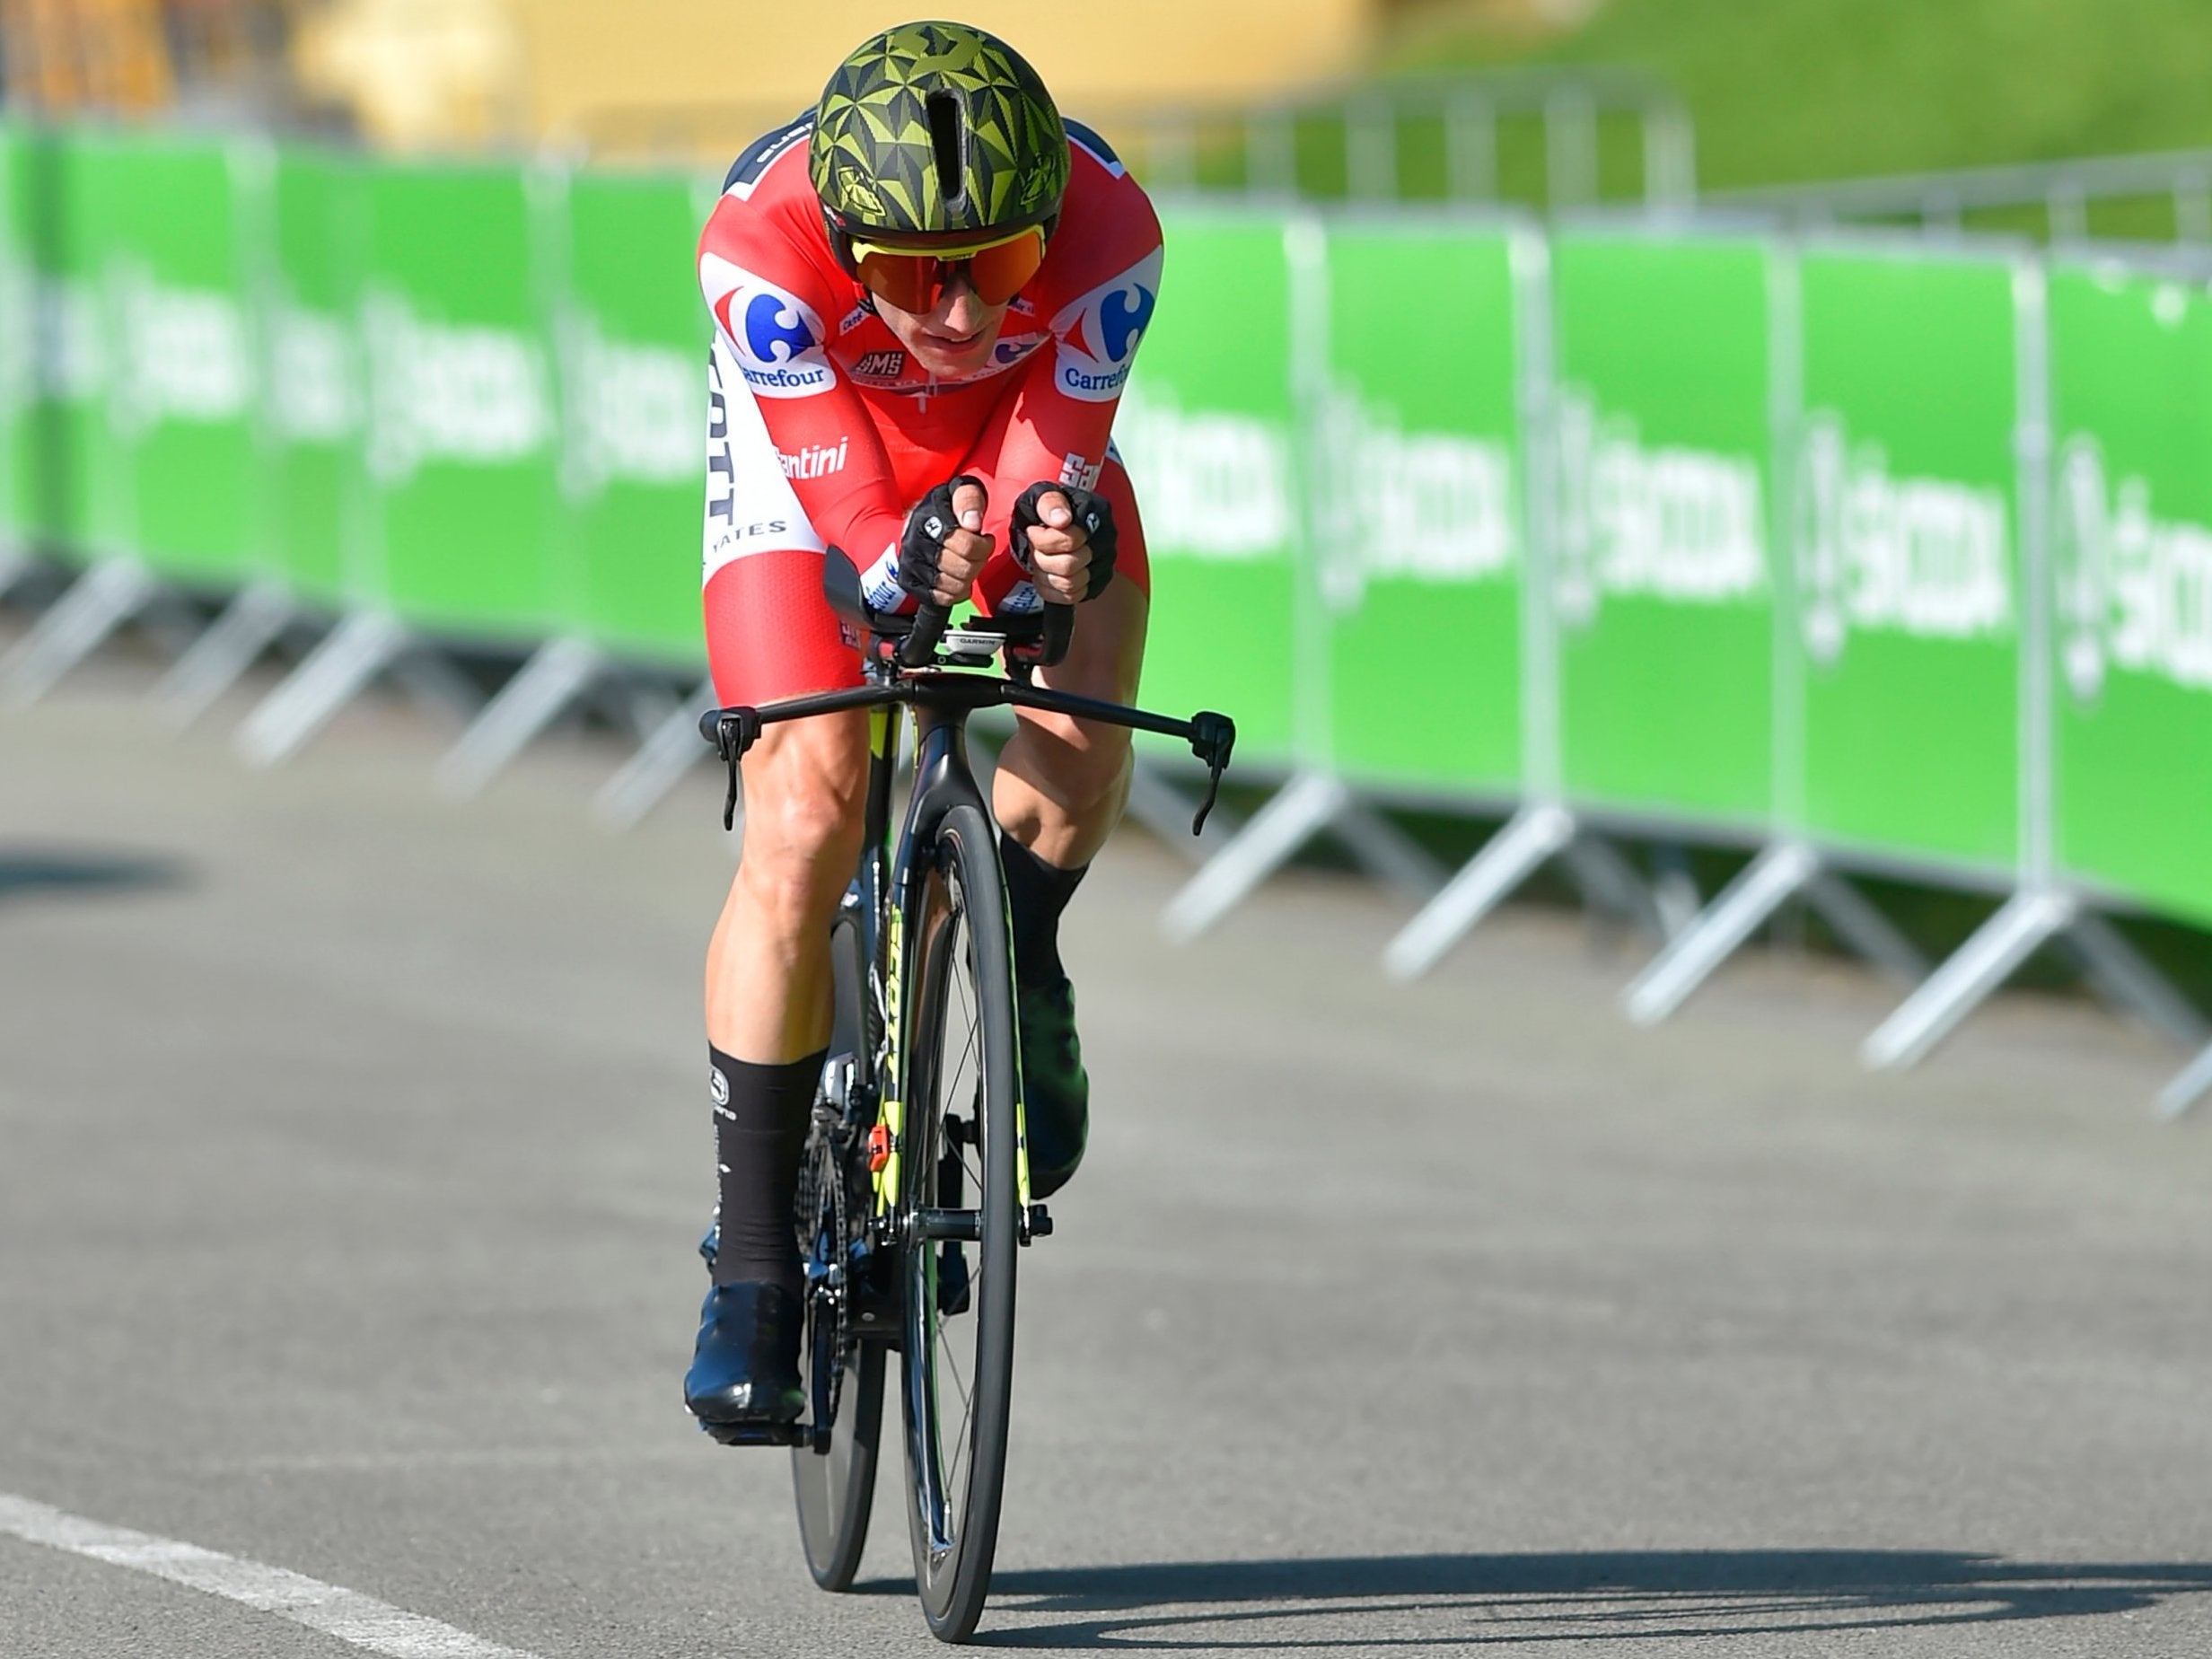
top-left (0, 849), bottom-right (187, 908)
top-left (954, 1550), bottom-right (2212, 1647)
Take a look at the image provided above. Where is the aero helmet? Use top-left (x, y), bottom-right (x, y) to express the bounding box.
top-left (809, 21), bottom-right (1069, 244)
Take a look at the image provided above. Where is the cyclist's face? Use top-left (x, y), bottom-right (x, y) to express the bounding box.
top-left (871, 266), bottom-right (1008, 379)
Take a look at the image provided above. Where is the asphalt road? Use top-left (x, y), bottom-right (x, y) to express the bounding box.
top-left (4, 662), bottom-right (2212, 1657)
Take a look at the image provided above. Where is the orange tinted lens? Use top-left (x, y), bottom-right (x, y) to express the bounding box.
top-left (965, 232), bottom-right (1045, 304)
top-left (855, 248), bottom-right (940, 312)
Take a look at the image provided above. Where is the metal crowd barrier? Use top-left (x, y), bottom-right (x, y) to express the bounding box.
top-left (3, 120), bottom-right (2209, 1114)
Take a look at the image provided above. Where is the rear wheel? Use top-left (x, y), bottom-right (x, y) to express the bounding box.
top-left (792, 904), bottom-right (886, 1590)
top-left (899, 804), bottom-right (1020, 1642)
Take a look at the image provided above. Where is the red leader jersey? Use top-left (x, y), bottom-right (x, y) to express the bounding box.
top-left (697, 114), bottom-right (1163, 615)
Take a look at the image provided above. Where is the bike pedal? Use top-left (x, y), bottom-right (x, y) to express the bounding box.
top-left (1020, 1202), bottom-right (1053, 1243)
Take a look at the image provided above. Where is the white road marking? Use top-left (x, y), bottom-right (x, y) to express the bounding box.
top-left (0, 1491), bottom-right (540, 1659)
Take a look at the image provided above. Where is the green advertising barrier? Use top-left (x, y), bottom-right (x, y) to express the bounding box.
top-left (1119, 208), bottom-right (1300, 766)
top-left (554, 168), bottom-right (711, 667)
top-left (1315, 217), bottom-right (1527, 795)
top-left (82, 131), bottom-right (262, 588)
top-left (2049, 259), bottom-right (2212, 928)
top-left (1793, 243), bottom-right (2023, 873)
top-left (1549, 227), bottom-right (1778, 825)
top-left (266, 146), bottom-right (364, 610)
top-left (26, 130), bottom-right (112, 558)
top-left (0, 123), bottom-right (31, 549)
top-left (356, 161), bottom-right (562, 638)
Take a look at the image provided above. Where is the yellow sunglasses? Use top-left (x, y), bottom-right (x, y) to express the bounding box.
top-left (846, 225), bottom-right (1048, 312)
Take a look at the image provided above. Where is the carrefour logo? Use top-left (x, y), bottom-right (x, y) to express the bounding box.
top-left (705, 259), bottom-right (830, 399)
top-left (1795, 411), bottom-right (2012, 665)
top-left (1052, 248), bottom-right (1163, 403)
top-left (743, 292), bottom-right (812, 366)
top-left (2054, 435), bottom-right (2212, 699)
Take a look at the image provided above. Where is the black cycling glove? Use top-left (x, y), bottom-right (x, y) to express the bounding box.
top-left (895, 474), bottom-right (985, 603)
top-left (1008, 482), bottom-right (1117, 601)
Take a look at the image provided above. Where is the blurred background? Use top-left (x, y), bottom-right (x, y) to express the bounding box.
top-left (8, 5), bottom-right (2212, 1656)
top-left (8, 0), bottom-right (2212, 214)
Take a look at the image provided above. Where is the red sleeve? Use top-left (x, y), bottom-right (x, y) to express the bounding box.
top-left (962, 174), bottom-right (1163, 589)
top-left (696, 195), bottom-right (910, 573)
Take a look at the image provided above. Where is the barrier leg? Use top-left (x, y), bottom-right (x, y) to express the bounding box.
top-left (2157, 1045), bottom-right (2212, 1121)
top-left (436, 636), bottom-right (604, 796)
top-left (1330, 794), bottom-right (1446, 903)
top-left (1621, 841), bottom-right (1819, 1024)
top-left (1861, 889), bottom-right (2075, 1070)
top-left (1160, 771), bottom-right (1352, 944)
top-left (234, 611), bottom-right (410, 768)
top-left (1804, 868), bottom-right (1927, 984)
top-left (1382, 803), bottom-right (1576, 980)
top-left (2058, 911), bottom-right (2209, 1051)
top-left (1558, 832), bottom-right (1671, 943)
top-left (0, 559), bottom-right (156, 705)
top-left (152, 581), bottom-right (300, 728)
top-left (591, 677), bottom-right (720, 831)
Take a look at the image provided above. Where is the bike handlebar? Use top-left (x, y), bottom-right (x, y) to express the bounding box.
top-left (698, 675), bottom-right (1236, 838)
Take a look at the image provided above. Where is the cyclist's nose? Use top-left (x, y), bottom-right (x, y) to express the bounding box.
top-left (937, 268), bottom-right (990, 333)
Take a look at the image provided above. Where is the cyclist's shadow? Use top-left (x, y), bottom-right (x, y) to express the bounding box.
top-left (955, 1549), bottom-right (2212, 1648)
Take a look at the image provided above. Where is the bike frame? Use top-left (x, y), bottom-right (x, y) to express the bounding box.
top-left (703, 654), bottom-right (1235, 1242)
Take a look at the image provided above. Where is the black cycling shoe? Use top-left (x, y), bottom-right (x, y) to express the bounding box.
top-left (684, 1280), bottom-right (804, 1436)
top-left (1017, 975), bottom-right (1088, 1199)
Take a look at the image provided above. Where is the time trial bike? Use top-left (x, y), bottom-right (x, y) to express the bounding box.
top-left (698, 551), bottom-right (1233, 1642)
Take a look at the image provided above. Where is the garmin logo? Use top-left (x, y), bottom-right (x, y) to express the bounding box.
top-left (1315, 382), bottom-right (1514, 613)
top-left (110, 261), bottom-right (252, 434)
top-left (361, 289), bottom-right (553, 484)
top-left (1795, 410), bottom-right (2011, 665)
top-left (1112, 378), bottom-right (1294, 561)
top-left (2054, 434), bottom-right (2212, 699)
top-left (557, 309), bottom-right (699, 494)
top-left (1552, 387), bottom-right (1767, 628)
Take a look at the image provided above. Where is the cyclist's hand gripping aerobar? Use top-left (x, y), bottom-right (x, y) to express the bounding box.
top-left (896, 475), bottom-right (994, 610)
top-left (1009, 482), bottom-right (1117, 605)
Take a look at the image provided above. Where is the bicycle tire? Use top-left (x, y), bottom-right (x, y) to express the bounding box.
top-left (792, 905), bottom-right (886, 1590)
top-left (899, 803), bottom-right (1020, 1642)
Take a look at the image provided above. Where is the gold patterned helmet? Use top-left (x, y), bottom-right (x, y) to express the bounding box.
top-left (809, 21), bottom-right (1070, 242)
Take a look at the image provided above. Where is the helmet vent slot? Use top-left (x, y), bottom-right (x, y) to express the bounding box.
top-left (926, 91), bottom-right (968, 212)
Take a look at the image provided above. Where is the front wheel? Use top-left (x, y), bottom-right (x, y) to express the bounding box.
top-left (899, 803), bottom-right (1021, 1642)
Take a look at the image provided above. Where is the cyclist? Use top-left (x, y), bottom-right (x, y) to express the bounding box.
top-left (684, 21), bottom-right (1163, 1435)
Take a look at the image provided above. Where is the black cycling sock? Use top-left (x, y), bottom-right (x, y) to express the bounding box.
top-left (998, 830), bottom-right (1088, 988)
top-left (709, 1046), bottom-right (821, 1296)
